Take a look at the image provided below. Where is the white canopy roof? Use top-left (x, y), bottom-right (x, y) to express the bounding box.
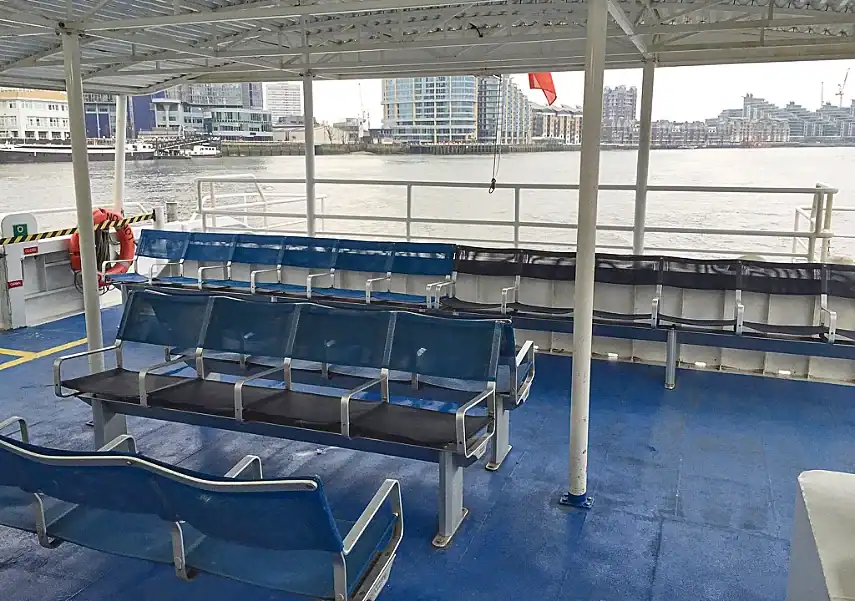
top-left (1, 0), bottom-right (854, 93)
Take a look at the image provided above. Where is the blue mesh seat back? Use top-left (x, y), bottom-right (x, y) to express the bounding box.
top-left (117, 290), bottom-right (209, 348)
top-left (389, 312), bottom-right (503, 381)
top-left (184, 232), bottom-right (237, 263)
top-left (202, 296), bottom-right (296, 357)
top-left (334, 239), bottom-right (393, 274)
top-left (136, 229), bottom-right (189, 261)
top-left (0, 435), bottom-right (171, 518)
top-left (232, 234), bottom-right (286, 267)
top-left (156, 475), bottom-right (343, 552)
top-left (283, 236), bottom-right (339, 269)
top-left (499, 322), bottom-right (516, 365)
top-left (390, 242), bottom-right (455, 276)
top-left (291, 304), bottom-right (392, 369)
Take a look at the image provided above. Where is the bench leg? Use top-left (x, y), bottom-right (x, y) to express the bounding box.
top-left (91, 400), bottom-right (128, 448)
top-left (486, 395), bottom-right (512, 471)
top-left (433, 451), bottom-right (467, 548)
top-left (665, 328), bottom-right (679, 390)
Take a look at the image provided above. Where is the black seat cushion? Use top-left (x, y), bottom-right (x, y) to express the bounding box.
top-left (62, 368), bottom-right (187, 402)
top-left (243, 391), bottom-right (376, 432)
top-left (350, 402), bottom-right (489, 448)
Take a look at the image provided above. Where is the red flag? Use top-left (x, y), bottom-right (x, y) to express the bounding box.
top-left (528, 73), bottom-right (557, 105)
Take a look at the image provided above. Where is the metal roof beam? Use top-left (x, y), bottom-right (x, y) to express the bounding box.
top-left (78, 0), bottom-right (509, 30)
top-left (637, 14), bottom-right (855, 35)
top-left (607, 0), bottom-right (648, 57)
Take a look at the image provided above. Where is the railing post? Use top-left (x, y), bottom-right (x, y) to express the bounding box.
top-left (514, 187), bottom-right (521, 248)
top-left (406, 184), bottom-right (413, 241)
top-left (808, 186), bottom-right (824, 262)
top-left (633, 60), bottom-right (655, 255)
top-left (821, 190), bottom-right (835, 263)
top-left (303, 71), bottom-right (317, 236)
top-left (112, 95), bottom-right (128, 215)
top-left (792, 209), bottom-right (801, 259)
top-left (209, 182), bottom-right (217, 230)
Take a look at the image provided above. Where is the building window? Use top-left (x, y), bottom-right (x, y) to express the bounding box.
top-left (38, 131), bottom-right (48, 139)
top-left (52, 131), bottom-right (62, 139)
top-left (24, 130), bottom-right (34, 138)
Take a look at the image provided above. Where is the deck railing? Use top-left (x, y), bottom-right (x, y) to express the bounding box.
top-left (196, 176), bottom-right (838, 261)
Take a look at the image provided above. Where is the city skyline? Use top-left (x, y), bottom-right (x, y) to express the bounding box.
top-left (304, 60), bottom-right (855, 126)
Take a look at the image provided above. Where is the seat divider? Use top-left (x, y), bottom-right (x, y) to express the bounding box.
top-left (171, 522), bottom-right (195, 581)
top-left (224, 454), bottom-right (262, 479)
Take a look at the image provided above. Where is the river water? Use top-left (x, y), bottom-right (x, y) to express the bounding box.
top-left (2, 147), bottom-right (854, 258)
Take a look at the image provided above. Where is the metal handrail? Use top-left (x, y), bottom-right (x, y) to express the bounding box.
top-left (197, 176), bottom-right (838, 261)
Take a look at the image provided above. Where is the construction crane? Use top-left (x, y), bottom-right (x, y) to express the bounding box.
top-left (837, 69), bottom-right (850, 108)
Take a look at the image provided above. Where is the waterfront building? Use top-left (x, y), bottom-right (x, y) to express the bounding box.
top-left (82, 93), bottom-right (158, 139)
top-left (151, 83), bottom-right (272, 140)
top-left (264, 83), bottom-right (302, 124)
top-left (382, 76), bottom-right (477, 143)
top-left (602, 85), bottom-right (638, 122)
top-left (0, 88), bottom-right (69, 141)
top-left (476, 76), bottom-right (532, 144)
top-left (531, 104), bottom-right (583, 144)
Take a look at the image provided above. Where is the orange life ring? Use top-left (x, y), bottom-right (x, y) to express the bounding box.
top-left (68, 208), bottom-right (136, 286)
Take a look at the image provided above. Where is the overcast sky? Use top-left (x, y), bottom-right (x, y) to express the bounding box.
top-left (305, 59), bottom-right (855, 126)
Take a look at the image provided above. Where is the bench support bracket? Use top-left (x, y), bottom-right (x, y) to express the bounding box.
top-left (433, 450), bottom-right (467, 548)
top-left (486, 395), bottom-right (512, 471)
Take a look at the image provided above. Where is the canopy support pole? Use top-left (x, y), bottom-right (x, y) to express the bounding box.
top-left (560, 0), bottom-right (608, 509)
top-left (113, 95), bottom-right (128, 214)
top-left (633, 60), bottom-right (655, 255)
top-left (303, 72), bottom-right (316, 236)
top-left (61, 28), bottom-right (127, 446)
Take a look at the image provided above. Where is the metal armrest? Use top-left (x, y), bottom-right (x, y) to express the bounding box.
top-left (821, 308), bottom-right (838, 343)
top-left (340, 373), bottom-right (387, 437)
top-left (650, 284), bottom-right (662, 327)
top-left (250, 267), bottom-right (281, 293)
top-left (101, 258), bottom-right (136, 274)
top-left (139, 355), bottom-right (194, 407)
top-left (224, 454), bottom-right (262, 479)
top-left (148, 261), bottom-right (182, 284)
top-left (197, 264), bottom-right (228, 289)
top-left (53, 344), bottom-right (119, 398)
top-left (501, 286), bottom-right (517, 315)
top-left (511, 340), bottom-right (536, 406)
top-left (98, 434), bottom-right (136, 453)
top-left (426, 279), bottom-right (453, 309)
top-left (455, 384), bottom-right (496, 457)
top-left (234, 362), bottom-right (289, 421)
top-left (342, 478), bottom-right (403, 555)
top-left (0, 416), bottom-right (29, 442)
top-left (365, 272), bottom-right (392, 304)
top-left (306, 268), bottom-right (335, 299)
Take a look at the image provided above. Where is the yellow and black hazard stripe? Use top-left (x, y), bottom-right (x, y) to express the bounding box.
top-left (0, 212), bottom-right (155, 246)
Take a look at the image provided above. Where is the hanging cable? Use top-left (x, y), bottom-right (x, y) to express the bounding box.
top-left (489, 74), bottom-right (505, 194)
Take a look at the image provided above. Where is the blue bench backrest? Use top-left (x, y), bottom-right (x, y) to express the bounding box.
top-left (0, 435), bottom-right (343, 552)
top-left (136, 230), bottom-right (190, 261)
top-left (232, 234), bottom-right (287, 266)
top-left (156, 474), bottom-right (342, 552)
top-left (283, 236), bottom-right (339, 269)
top-left (388, 312), bottom-right (503, 381)
top-left (184, 232), bottom-right (237, 263)
top-left (202, 296), bottom-right (297, 357)
top-left (118, 289), bottom-right (209, 349)
top-left (291, 303), bottom-right (392, 368)
top-left (334, 239), bottom-right (394, 274)
top-left (390, 242), bottom-right (455, 276)
top-left (0, 434), bottom-right (171, 516)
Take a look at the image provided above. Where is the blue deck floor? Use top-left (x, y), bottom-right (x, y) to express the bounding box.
top-left (1, 307), bottom-right (853, 601)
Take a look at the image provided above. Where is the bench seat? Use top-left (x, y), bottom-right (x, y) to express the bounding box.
top-left (62, 371), bottom-right (491, 449)
top-left (0, 423), bottom-right (402, 600)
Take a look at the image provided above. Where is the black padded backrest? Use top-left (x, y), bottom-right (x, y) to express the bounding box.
top-left (455, 246), bottom-right (523, 277)
top-left (117, 290), bottom-right (210, 348)
top-left (826, 264), bottom-right (855, 298)
top-left (595, 254), bottom-right (661, 286)
top-left (662, 257), bottom-right (741, 291)
top-left (519, 248), bottom-right (576, 281)
top-left (741, 261), bottom-right (823, 295)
